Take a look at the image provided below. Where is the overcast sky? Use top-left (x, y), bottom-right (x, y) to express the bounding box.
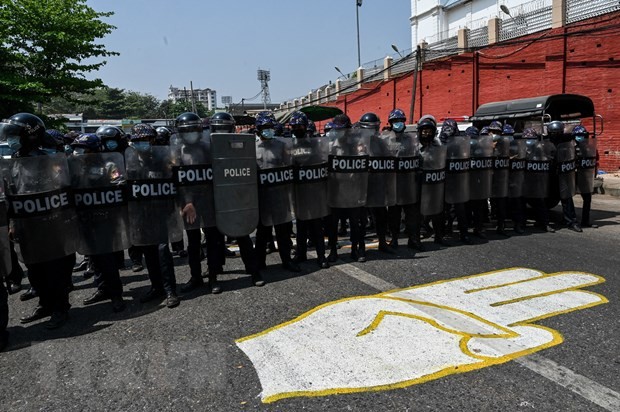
top-left (86, 0), bottom-right (412, 105)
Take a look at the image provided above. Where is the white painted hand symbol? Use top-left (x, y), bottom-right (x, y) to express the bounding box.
top-left (236, 268), bottom-right (606, 403)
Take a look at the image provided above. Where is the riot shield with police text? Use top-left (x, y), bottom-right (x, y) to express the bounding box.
top-left (555, 141), bottom-right (576, 200)
top-left (125, 146), bottom-right (183, 246)
top-left (1, 153), bottom-right (78, 264)
top-left (491, 135), bottom-right (511, 198)
top-left (444, 134), bottom-right (470, 204)
top-left (292, 136), bottom-right (330, 220)
top-left (211, 133), bottom-right (259, 237)
top-left (171, 133), bottom-right (216, 229)
top-left (328, 129), bottom-right (369, 208)
top-left (69, 152), bottom-right (130, 255)
top-left (508, 139), bottom-right (527, 198)
top-left (365, 129), bottom-right (396, 208)
top-left (256, 137), bottom-right (295, 226)
top-left (469, 135), bottom-right (494, 200)
top-left (576, 138), bottom-right (597, 194)
top-left (0, 184), bottom-right (11, 278)
top-left (420, 144), bottom-right (447, 216)
top-left (387, 131), bottom-right (420, 205)
top-left (523, 139), bottom-right (551, 199)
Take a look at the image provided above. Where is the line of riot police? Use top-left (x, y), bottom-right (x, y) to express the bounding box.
top-left (0, 108), bottom-right (598, 349)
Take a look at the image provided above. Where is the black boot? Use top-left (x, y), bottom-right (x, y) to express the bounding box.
top-left (357, 243), bottom-right (366, 263)
top-left (496, 221), bottom-right (509, 237)
top-left (327, 247), bottom-right (338, 262)
top-left (209, 275), bottom-right (222, 294)
top-left (378, 236), bottom-right (395, 254)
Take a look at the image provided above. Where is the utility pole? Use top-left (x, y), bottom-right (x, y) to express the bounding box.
top-left (356, 0), bottom-right (362, 68)
top-left (257, 69), bottom-right (271, 110)
top-left (409, 45), bottom-right (422, 124)
top-left (189, 81), bottom-right (197, 114)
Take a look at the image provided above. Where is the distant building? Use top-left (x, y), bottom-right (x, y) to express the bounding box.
top-left (168, 86), bottom-right (217, 111)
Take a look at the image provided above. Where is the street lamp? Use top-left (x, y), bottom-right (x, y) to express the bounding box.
top-left (391, 44), bottom-right (404, 59)
top-left (356, 0), bottom-right (362, 68)
top-left (335, 66), bottom-right (347, 79)
top-left (500, 5), bottom-right (511, 16)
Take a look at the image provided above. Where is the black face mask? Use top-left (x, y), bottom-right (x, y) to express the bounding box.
top-left (292, 129), bottom-right (306, 138)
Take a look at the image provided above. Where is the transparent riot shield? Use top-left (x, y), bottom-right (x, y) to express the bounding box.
top-left (420, 144), bottom-right (447, 216)
top-left (576, 138), bottom-right (597, 194)
top-left (328, 129), bottom-right (369, 208)
top-left (256, 137), bottom-right (295, 226)
top-left (211, 133), bottom-right (259, 237)
top-left (523, 139), bottom-right (551, 199)
top-left (0, 184), bottom-right (11, 278)
top-left (1, 153), bottom-right (77, 264)
top-left (469, 135), bottom-right (494, 200)
top-left (171, 133), bottom-right (216, 229)
top-left (444, 134), bottom-right (470, 204)
top-left (508, 138), bottom-right (527, 198)
top-left (292, 136), bottom-right (330, 221)
top-left (68, 152), bottom-right (130, 255)
top-left (491, 135), bottom-right (511, 198)
top-left (365, 129), bottom-right (396, 208)
top-left (555, 141), bottom-right (576, 200)
top-left (125, 146), bottom-right (183, 246)
top-left (387, 131), bottom-right (420, 205)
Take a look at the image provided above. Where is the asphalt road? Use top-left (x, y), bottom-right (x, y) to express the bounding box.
top-left (1, 195), bottom-right (619, 411)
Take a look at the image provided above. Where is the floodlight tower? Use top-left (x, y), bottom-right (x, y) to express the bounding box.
top-left (257, 69), bottom-right (271, 110)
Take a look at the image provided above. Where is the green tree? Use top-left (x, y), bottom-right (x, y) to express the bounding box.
top-left (0, 0), bottom-right (118, 119)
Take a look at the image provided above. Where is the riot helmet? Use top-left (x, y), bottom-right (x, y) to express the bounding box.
top-left (42, 130), bottom-right (65, 154)
top-left (210, 112), bottom-right (236, 133)
top-left (417, 116), bottom-right (437, 145)
top-left (439, 118), bottom-right (458, 143)
top-left (359, 112), bottom-right (380, 130)
top-left (502, 124), bottom-right (515, 136)
top-left (546, 120), bottom-right (564, 136)
top-left (465, 126), bottom-right (479, 138)
top-left (488, 121), bottom-right (503, 134)
top-left (96, 125), bottom-right (126, 152)
top-left (572, 125), bottom-right (589, 142)
top-left (71, 133), bottom-right (102, 155)
top-left (289, 111), bottom-right (308, 139)
top-left (155, 127), bottom-right (172, 146)
top-left (522, 127), bottom-right (539, 140)
top-left (0, 112), bottom-right (46, 152)
top-left (255, 111), bottom-right (277, 140)
top-left (324, 121), bottom-right (335, 135)
top-left (175, 112), bottom-right (202, 145)
top-left (479, 127), bottom-right (490, 136)
top-left (388, 109), bottom-right (406, 133)
top-left (130, 123), bottom-right (157, 152)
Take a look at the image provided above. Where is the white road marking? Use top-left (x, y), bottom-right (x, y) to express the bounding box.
top-left (329, 262), bottom-right (619, 411)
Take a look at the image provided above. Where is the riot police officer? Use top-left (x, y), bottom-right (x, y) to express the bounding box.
top-left (418, 115), bottom-right (447, 245)
top-left (171, 112), bottom-right (224, 294)
top-left (1, 113), bottom-right (77, 329)
top-left (547, 120), bottom-right (581, 232)
top-left (69, 134), bottom-right (126, 312)
top-left (254, 112), bottom-right (300, 272)
top-left (209, 112), bottom-right (264, 287)
top-left (573, 125), bottom-right (598, 228)
top-left (489, 121), bottom-right (511, 236)
top-left (126, 123), bottom-right (181, 308)
top-left (522, 127), bottom-right (554, 232)
top-left (385, 109), bottom-right (423, 250)
top-left (327, 114), bottom-right (369, 262)
top-left (362, 112), bottom-right (396, 253)
top-left (442, 119), bottom-right (472, 244)
top-left (290, 111), bottom-right (330, 268)
top-left (468, 126), bottom-right (494, 239)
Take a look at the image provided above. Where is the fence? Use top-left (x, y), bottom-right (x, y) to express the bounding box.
top-left (278, 2), bottom-right (618, 111)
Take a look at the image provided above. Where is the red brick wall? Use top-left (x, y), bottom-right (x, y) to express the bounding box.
top-left (322, 12), bottom-right (620, 171)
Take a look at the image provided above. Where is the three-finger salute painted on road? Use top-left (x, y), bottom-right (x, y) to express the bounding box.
top-left (236, 268), bottom-right (608, 403)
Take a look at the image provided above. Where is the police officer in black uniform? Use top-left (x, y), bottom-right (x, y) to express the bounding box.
top-left (2, 113), bottom-right (77, 329)
top-left (209, 112), bottom-right (264, 288)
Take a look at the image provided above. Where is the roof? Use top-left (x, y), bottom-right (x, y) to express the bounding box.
top-left (470, 94), bottom-right (595, 122)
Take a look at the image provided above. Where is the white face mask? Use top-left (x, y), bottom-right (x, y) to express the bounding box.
top-left (181, 131), bottom-right (202, 144)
